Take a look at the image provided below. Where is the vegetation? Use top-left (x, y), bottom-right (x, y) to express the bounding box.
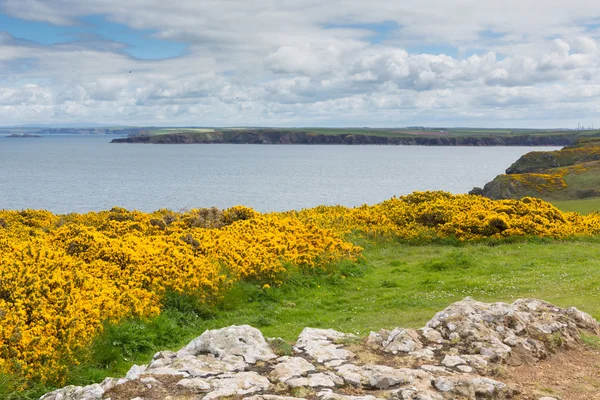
top-left (476, 137), bottom-right (600, 203)
top-left (4, 192), bottom-right (600, 397)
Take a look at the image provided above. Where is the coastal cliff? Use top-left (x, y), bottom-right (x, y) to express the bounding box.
top-left (473, 137), bottom-right (600, 200)
top-left (111, 130), bottom-right (579, 146)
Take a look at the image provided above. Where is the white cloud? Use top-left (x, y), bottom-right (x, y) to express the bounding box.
top-left (1, 1), bottom-right (600, 126)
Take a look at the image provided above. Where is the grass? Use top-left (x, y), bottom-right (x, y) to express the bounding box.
top-left (11, 235), bottom-right (600, 398)
top-left (553, 197), bottom-right (600, 213)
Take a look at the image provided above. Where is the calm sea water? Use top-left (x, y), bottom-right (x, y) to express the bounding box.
top-left (0, 134), bottom-right (559, 214)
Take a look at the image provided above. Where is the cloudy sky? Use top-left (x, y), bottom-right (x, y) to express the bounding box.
top-left (1, 0), bottom-right (600, 128)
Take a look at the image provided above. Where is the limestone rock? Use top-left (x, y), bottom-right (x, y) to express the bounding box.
top-left (336, 364), bottom-right (414, 389)
top-left (204, 371), bottom-right (270, 400)
top-left (147, 353), bottom-right (246, 377)
top-left (270, 356), bottom-right (316, 383)
top-left (179, 325), bottom-right (276, 363)
top-left (40, 384), bottom-right (104, 400)
top-left (382, 328), bottom-right (423, 354)
top-left (125, 364), bottom-right (147, 380)
top-left (285, 372), bottom-right (343, 388)
top-left (175, 377), bottom-right (212, 392)
top-left (295, 328), bottom-right (355, 363)
top-left (318, 389), bottom-right (378, 400)
top-left (245, 396), bottom-right (307, 400)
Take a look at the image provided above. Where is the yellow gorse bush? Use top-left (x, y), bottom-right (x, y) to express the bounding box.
top-left (2, 191), bottom-right (600, 383)
top-left (284, 191), bottom-right (600, 240)
top-left (0, 207), bottom-right (359, 383)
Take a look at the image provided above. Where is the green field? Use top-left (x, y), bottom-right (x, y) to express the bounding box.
top-left (552, 197), bottom-right (600, 213)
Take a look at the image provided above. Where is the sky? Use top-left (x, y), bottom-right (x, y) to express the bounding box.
top-left (1, 1), bottom-right (600, 128)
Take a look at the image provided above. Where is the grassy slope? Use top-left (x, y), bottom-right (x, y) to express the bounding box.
top-left (12, 235), bottom-right (597, 398)
top-left (552, 197), bottom-right (600, 213)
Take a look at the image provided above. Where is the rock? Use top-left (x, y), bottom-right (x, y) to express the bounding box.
top-left (38, 298), bottom-right (600, 400)
top-left (295, 328), bottom-right (355, 363)
top-left (204, 371), bottom-right (270, 400)
top-left (318, 389), bottom-right (378, 400)
top-left (270, 357), bottom-right (316, 383)
top-left (125, 364), bottom-right (147, 380)
top-left (365, 331), bottom-right (385, 349)
top-left (441, 355), bottom-right (465, 368)
top-left (433, 377), bottom-right (454, 392)
top-left (147, 353), bottom-right (247, 377)
top-left (471, 377), bottom-right (508, 396)
top-left (175, 377), bottom-right (212, 392)
top-left (40, 384), bottom-right (104, 400)
top-left (179, 325), bottom-right (276, 363)
top-left (420, 328), bottom-right (445, 344)
top-left (245, 396), bottom-right (307, 400)
top-left (419, 365), bottom-right (450, 375)
top-left (285, 372), bottom-right (343, 388)
top-left (382, 328), bottom-right (423, 354)
top-left (456, 365), bottom-right (473, 373)
top-left (336, 364), bottom-right (414, 389)
top-left (408, 348), bottom-right (435, 361)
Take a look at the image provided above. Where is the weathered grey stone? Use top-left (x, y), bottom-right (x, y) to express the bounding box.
top-left (420, 328), bottom-right (444, 344)
top-left (204, 371), bottom-right (270, 400)
top-left (270, 357), bottom-right (316, 383)
top-left (318, 389), bottom-right (378, 400)
top-left (285, 372), bottom-right (342, 388)
top-left (471, 377), bottom-right (508, 396)
top-left (440, 355), bottom-right (466, 368)
top-left (147, 353), bottom-right (246, 377)
top-left (245, 396), bottom-right (307, 400)
top-left (419, 365), bottom-right (450, 375)
top-left (176, 377), bottom-right (212, 392)
top-left (382, 328), bottom-right (423, 354)
top-left (40, 384), bottom-right (104, 400)
top-left (295, 328), bottom-right (355, 363)
top-left (179, 325), bottom-right (276, 363)
top-left (125, 364), bottom-right (147, 380)
top-left (39, 298), bottom-right (599, 400)
top-left (433, 377), bottom-right (454, 392)
top-left (336, 364), bottom-right (414, 389)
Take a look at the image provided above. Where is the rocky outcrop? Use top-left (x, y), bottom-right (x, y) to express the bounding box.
top-left (111, 130), bottom-right (581, 146)
top-left (473, 138), bottom-right (600, 200)
top-left (40, 298), bottom-right (599, 400)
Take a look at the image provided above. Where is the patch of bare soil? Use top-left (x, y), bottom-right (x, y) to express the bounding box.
top-left (506, 346), bottom-right (600, 400)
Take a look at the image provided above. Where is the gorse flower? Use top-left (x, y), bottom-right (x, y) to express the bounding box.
top-left (1, 192), bottom-right (599, 383)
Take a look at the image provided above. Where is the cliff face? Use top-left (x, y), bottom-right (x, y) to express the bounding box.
top-left (474, 138), bottom-right (600, 200)
top-left (111, 130), bottom-right (578, 146)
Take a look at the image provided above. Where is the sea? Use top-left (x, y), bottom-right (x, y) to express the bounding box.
top-left (0, 134), bottom-right (560, 214)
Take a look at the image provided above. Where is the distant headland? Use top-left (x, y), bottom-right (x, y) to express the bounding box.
top-left (110, 127), bottom-right (600, 146)
top-left (6, 133), bottom-right (42, 138)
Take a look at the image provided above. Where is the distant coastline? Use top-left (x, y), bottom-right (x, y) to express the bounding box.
top-left (6, 133), bottom-right (42, 138)
top-left (111, 129), bottom-right (581, 146)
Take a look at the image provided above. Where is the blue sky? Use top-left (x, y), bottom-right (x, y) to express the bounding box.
top-left (0, 0), bottom-right (600, 127)
top-left (0, 13), bottom-right (186, 59)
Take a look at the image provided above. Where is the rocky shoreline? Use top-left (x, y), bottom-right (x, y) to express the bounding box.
top-left (41, 297), bottom-right (600, 400)
top-left (111, 131), bottom-right (577, 146)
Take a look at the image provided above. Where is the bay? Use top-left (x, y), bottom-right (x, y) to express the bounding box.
top-left (0, 134), bottom-right (559, 214)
